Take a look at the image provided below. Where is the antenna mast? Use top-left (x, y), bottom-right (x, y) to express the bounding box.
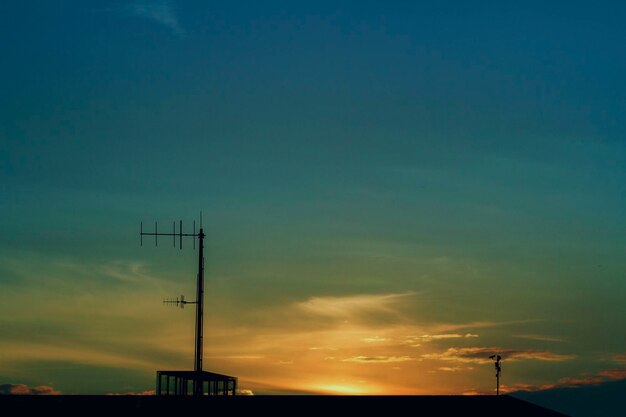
top-left (489, 354), bottom-right (502, 395)
top-left (141, 212), bottom-right (205, 396)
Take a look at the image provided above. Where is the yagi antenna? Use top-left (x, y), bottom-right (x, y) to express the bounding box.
top-left (140, 212), bottom-right (206, 396)
top-left (163, 294), bottom-right (197, 309)
top-left (140, 216), bottom-right (200, 250)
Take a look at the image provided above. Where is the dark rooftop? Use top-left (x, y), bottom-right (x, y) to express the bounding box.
top-left (0, 395), bottom-right (569, 416)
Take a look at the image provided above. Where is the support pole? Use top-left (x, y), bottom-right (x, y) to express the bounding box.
top-left (193, 229), bottom-right (205, 396)
top-left (496, 372), bottom-right (500, 395)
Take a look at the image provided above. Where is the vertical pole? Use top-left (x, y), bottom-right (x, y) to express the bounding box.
top-left (496, 371), bottom-right (500, 395)
top-left (495, 358), bottom-right (501, 395)
top-left (193, 228), bottom-right (205, 396)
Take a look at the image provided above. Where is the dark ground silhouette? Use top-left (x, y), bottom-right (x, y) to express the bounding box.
top-left (0, 395), bottom-right (568, 416)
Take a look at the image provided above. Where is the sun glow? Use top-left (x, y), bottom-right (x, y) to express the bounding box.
top-left (311, 384), bottom-right (371, 395)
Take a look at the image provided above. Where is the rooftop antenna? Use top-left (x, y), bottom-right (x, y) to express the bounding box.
top-left (140, 212), bottom-right (205, 396)
top-left (489, 354), bottom-right (502, 395)
top-left (163, 294), bottom-right (197, 309)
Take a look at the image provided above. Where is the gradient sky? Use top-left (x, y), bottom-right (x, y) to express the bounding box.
top-left (1, 0), bottom-right (626, 397)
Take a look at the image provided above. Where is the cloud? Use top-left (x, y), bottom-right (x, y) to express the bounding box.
top-left (556, 376), bottom-right (606, 387)
top-left (342, 356), bottom-right (416, 363)
top-left (598, 367), bottom-right (626, 380)
top-left (503, 368), bottom-right (626, 394)
top-left (237, 389), bottom-right (254, 396)
top-left (612, 353), bottom-right (626, 364)
top-left (403, 333), bottom-right (478, 345)
top-left (513, 334), bottom-right (566, 343)
top-left (0, 384), bottom-right (60, 395)
top-left (510, 351), bottom-right (576, 361)
top-left (124, 1), bottom-right (185, 37)
top-left (421, 347), bottom-right (575, 363)
top-left (295, 292), bottom-right (414, 320)
top-left (106, 390), bottom-right (155, 396)
top-left (448, 362), bottom-right (626, 396)
top-left (515, 367), bottom-right (626, 394)
top-left (361, 336), bottom-right (388, 343)
top-left (425, 319), bottom-right (541, 334)
top-left (206, 355), bottom-right (265, 360)
top-left (438, 366), bottom-right (474, 372)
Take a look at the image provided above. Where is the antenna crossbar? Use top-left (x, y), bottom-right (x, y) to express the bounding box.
top-left (140, 220), bottom-right (200, 249)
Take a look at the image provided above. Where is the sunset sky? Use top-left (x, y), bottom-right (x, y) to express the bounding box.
top-left (1, 1), bottom-right (626, 397)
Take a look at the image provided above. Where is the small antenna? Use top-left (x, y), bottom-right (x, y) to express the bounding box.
top-left (489, 354), bottom-right (502, 395)
top-left (163, 294), bottom-right (197, 309)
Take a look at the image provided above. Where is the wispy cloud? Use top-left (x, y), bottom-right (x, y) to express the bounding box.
top-left (361, 336), bottom-right (389, 343)
top-left (124, 1), bottom-right (185, 37)
top-left (0, 384), bottom-right (60, 395)
top-left (513, 334), bottom-right (566, 343)
top-left (422, 347), bottom-right (575, 364)
top-left (295, 292), bottom-right (415, 320)
top-left (107, 390), bottom-right (155, 396)
top-left (511, 350), bottom-right (576, 361)
top-left (499, 366), bottom-right (626, 394)
top-left (273, 360), bottom-right (294, 366)
top-left (612, 353), bottom-right (626, 364)
top-left (438, 366), bottom-right (474, 372)
top-left (429, 319), bottom-right (542, 334)
top-left (206, 355), bottom-right (265, 360)
top-left (403, 333), bottom-right (478, 346)
top-left (342, 356), bottom-right (416, 363)
top-left (598, 367), bottom-right (626, 380)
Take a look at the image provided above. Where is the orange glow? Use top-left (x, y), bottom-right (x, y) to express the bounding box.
top-left (311, 384), bottom-right (370, 395)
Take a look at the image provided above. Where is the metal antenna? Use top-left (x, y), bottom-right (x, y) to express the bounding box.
top-left (489, 354), bottom-right (502, 395)
top-left (140, 214), bottom-right (206, 396)
top-left (164, 294), bottom-right (197, 309)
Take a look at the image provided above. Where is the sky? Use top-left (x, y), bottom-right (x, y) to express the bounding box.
top-left (1, 0), bottom-right (626, 401)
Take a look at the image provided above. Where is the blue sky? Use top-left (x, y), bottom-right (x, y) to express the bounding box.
top-left (1, 0), bottom-right (625, 405)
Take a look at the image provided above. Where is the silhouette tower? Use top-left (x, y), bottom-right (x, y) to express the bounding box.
top-left (489, 354), bottom-right (502, 395)
top-left (141, 213), bottom-right (237, 396)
